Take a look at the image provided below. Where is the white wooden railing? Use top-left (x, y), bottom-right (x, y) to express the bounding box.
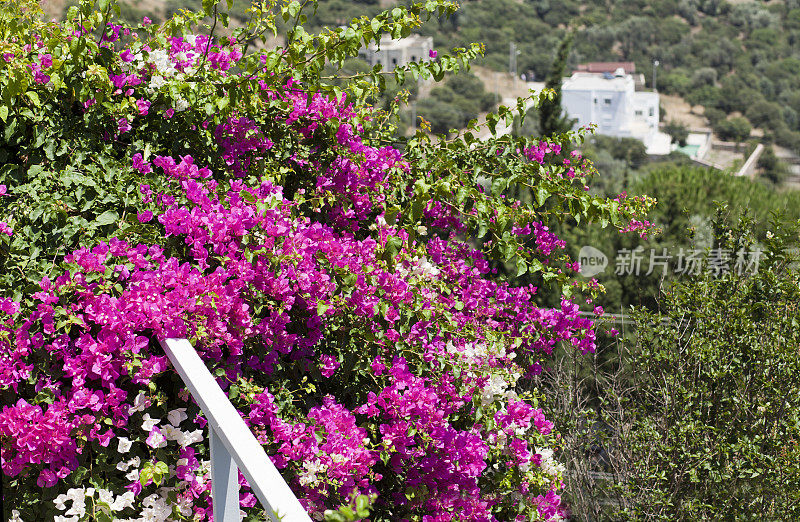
top-left (159, 338), bottom-right (313, 522)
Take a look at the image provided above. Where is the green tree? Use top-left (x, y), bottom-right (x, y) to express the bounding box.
top-left (715, 117), bottom-right (752, 143)
top-left (539, 32), bottom-right (574, 137)
top-left (756, 145), bottom-right (790, 184)
top-left (745, 100), bottom-right (784, 131)
top-left (664, 120), bottom-right (689, 147)
top-left (546, 216), bottom-right (800, 519)
top-left (616, 218), bottom-right (800, 519)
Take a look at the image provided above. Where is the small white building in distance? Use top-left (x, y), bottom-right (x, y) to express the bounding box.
top-left (562, 68), bottom-right (671, 155)
top-left (358, 35), bottom-right (434, 72)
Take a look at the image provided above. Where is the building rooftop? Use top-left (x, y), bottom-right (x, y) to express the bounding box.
top-left (562, 72), bottom-right (634, 92)
top-left (368, 34), bottom-right (432, 51)
top-left (576, 62), bottom-right (636, 74)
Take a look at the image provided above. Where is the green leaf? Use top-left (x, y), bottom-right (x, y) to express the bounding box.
top-left (95, 210), bottom-right (119, 227)
top-left (384, 206), bottom-right (400, 225)
top-left (287, 0), bottom-right (301, 18)
top-left (139, 467), bottom-right (153, 486)
top-left (516, 258), bottom-right (528, 276)
top-left (202, 0), bottom-right (216, 16)
top-left (43, 139), bottom-right (56, 161)
top-left (0, 106), bottom-right (7, 123)
top-left (535, 186), bottom-right (549, 207)
top-left (355, 494), bottom-right (371, 516)
top-left (412, 198), bottom-right (424, 223)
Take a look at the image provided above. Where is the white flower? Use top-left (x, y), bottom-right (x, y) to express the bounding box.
top-left (141, 492), bottom-right (173, 522)
top-left (177, 429), bottom-right (203, 447)
top-left (141, 413), bottom-right (161, 432)
top-left (175, 97), bottom-right (190, 112)
top-left (97, 488), bottom-right (114, 505)
top-left (481, 374), bottom-right (508, 406)
top-left (167, 408), bottom-right (188, 426)
top-left (64, 498), bottom-right (86, 518)
top-left (54, 493), bottom-right (69, 510)
top-left (128, 392), bottom-right (149, 414)
top-left (111, 491), bottom-right (135, 512)
top-left (126, 469), bottom-right (140, 482)
top-left (66, 488), bottom-right (85, 502)
top-left (146, 427), bottom-right (167, 448)
top-left (149, 75), bottom-right (166, 90)
top-left (299, 459), bottom-right (326, 486)
top-left (117, 436), bottom-right (132, 453)
top-left (10, 510), bottom-right (24, 522)
top-left (148, 49), bottom-right (176, 76)
top-left (176, 494), bottom-right (193, 516)
top-left (536, 446), bottom-right (566, 479)
top-left (161, 424), bottom-right (182, 441)
top-left (412, 257), bottom-right (440, 279)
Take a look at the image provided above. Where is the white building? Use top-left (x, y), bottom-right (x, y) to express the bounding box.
top-left (562, 69), bottom-right (671, 155)
top-left (358, 35), bottom-right (434, 72)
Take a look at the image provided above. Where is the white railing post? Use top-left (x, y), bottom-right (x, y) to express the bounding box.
top-left (159, 338), bottom-right (313, 522)
top-left (210, 428), bottom-right (241, 521)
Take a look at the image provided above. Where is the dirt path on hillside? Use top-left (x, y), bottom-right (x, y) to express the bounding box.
top-left (472, 66), bottom-right (535, 100)
top-left (660, 93), bottom-right (710, 131)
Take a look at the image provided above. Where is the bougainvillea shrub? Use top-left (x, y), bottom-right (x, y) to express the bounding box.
top-left (0, 0), bottom-right (652, 520)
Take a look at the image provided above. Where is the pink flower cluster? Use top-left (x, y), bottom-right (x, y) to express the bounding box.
top-left (0, 20), bottom-right (628, 520)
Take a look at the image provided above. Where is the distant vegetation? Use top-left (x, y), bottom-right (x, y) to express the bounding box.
top-left (103, 0), bottom-right (800, 150)
top-left (423, 0), bottom-right (800, 151)
top-left (416, 71), bottom-right (496, 133)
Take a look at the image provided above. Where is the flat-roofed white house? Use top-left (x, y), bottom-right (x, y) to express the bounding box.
top-left (562, 69), bottom-right (670, 155)
top-left (358, 35), bottom-right (434, 72)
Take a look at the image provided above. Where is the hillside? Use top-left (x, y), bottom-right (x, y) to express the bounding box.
top-left (422, 0), bottom-right (800, 153)
top-left (45, 0), bottom-right (800, 157)
top-left (247, 0), bottom-right (800, 155)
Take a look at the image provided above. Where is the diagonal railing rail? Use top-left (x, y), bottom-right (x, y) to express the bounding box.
top-left (159, 338), bottom-right (312, 522)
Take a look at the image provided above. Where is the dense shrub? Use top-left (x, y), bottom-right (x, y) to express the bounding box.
top-left (546, 217), bottom-right (800, 520)
top-left (714, 117), bottom-right (752, 143)
top-left (0, 0), bottom-right (649, 520)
